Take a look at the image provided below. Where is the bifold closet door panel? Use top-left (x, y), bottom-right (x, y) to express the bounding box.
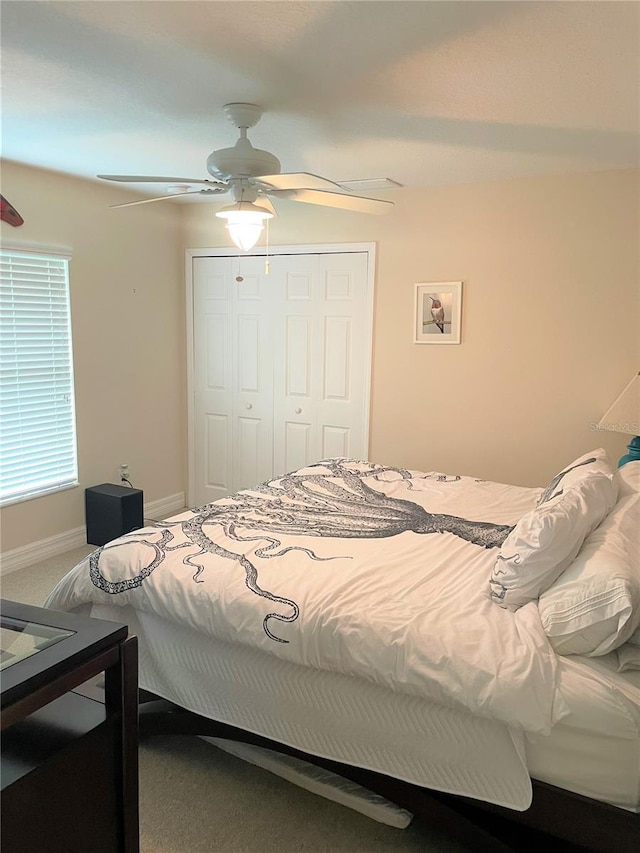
top-left (191, 251), bottom-right (371, 505)
top-left (271, 252), bottom-right (370, 477)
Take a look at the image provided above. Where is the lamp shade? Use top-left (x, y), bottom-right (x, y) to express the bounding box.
top-left (598, 371), bottom-right (640, 467)
top-left (215, 201), bottom-right (273, 252)
top-left (597, 371), bottom-right (640, 436)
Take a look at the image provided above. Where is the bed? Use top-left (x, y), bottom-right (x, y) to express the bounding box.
top-left (44, 453), bottom-right (640, 851)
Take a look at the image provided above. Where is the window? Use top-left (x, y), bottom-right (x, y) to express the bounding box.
top-left (0, 247), bottom-right (78, 506)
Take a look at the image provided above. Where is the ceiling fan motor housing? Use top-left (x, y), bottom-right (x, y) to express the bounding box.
top-left (206, 137), bottom-right (281, 181)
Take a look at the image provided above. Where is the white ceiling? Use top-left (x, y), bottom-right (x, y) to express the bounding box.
top-left (2, 0), bottom-right (638, 202)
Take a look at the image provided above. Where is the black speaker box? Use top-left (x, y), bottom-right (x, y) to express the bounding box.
top-left (85, 483), bottom-right (144, 546)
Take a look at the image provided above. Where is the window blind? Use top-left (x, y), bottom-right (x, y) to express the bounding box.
top-left (0, 248), bottom-right (78, 506)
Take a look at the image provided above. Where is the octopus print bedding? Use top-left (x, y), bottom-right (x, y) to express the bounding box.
top-left (45, 458), bottom-right (570, 734)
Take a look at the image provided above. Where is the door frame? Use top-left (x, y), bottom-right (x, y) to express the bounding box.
top-left (185, 242), bottom-right (376, 507)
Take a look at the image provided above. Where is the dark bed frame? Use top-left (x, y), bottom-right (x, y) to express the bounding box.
top-left (138, 691), bottom-right (639, 853)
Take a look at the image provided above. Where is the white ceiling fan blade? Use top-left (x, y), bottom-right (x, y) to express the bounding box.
top-left (337, 178), bottom-right (403, 191)
top-left (254, 197), bottom-right (277, 216)
top-left (267, 188), bottom-right (393, 215)
top-left (255, 172), bottom-right (344, 192)
top-left (99, 174), bottom-right (226, 186)
top-left (110, 191), bottom-right (205, 209)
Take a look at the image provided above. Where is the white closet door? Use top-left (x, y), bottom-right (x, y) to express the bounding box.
top-left (232, 263), bottom-right (275, 492)
top-left (191, 249), bottom-right (372, 505)
top-left (271, 252), bottom-right (370, 475)
top-left (192, 257), bottom-right (274, 504)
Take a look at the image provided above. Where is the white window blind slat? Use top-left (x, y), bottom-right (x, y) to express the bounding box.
top-left (0, 248), bottom-right (78, 506)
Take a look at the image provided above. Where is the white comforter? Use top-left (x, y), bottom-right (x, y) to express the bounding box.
top-left (46, 459), bottom-right (569, 734)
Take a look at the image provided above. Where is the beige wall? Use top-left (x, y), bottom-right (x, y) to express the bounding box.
top-left (184, 168), bottom-right (639, 486)
top-left (1, 163), bottom-right (637, 553)
top-left (1, 161), bottom-right (187, 552)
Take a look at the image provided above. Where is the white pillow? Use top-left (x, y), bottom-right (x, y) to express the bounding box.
top-left (615, 460), bottom-right (640, 497)
top-left (537, 493), bottom-right (640, 656)
top-left (489, 449), bottom-right (618, 611)
top-left (616, 644), bottom-right (640, 672)
top-left (625, 623), bottom-right (640, 648)
top-left (608, 464), bottom-right (640, 655)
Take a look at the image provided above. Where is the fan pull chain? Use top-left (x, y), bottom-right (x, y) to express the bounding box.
top-left (234, 253), bottom-right (244, 283)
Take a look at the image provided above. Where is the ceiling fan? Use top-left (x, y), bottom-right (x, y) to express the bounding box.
top-left (98, 103), bottom-right (397, 250)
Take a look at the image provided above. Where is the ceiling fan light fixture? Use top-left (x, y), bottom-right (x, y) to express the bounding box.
top-left (216, 200), bottom-right (274, 251)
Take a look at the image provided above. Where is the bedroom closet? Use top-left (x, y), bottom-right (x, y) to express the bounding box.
top-left (187, 245), bottom-right (374, 506)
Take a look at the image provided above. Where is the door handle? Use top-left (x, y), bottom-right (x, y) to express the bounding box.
top-left (295, 407), bottom-right (302, 414)
top-left (246, 403), bottom-right (253, 410)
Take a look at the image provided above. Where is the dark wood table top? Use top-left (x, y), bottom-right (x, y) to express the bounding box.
top-left (1, 598), bottom-right (127, 713)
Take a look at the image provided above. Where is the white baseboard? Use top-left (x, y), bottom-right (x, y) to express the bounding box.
top-left (143, 492), bottom-right (187, 522)
top-left (0, 492), bottom-right (186, 577)
top-left (0, 526), bottom-right (88, 578)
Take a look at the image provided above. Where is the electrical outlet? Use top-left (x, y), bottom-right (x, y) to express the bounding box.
top-left (120, 463), bottom-right (129, 482)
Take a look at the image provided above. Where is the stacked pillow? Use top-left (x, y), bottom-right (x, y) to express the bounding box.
top-left (537, 490), bottom-right (639, 657)
top-left (615, 457), bottom-right (640, 499)
top-left (490, 455), bottom-right (640, 667)
top-left (489, 449), bottom-right (619, 611)
top-left (617, 504), bottom-right (640, 665)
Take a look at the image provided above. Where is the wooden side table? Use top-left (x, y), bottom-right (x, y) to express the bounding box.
top-left (1, 599), bottom-right (139, 853)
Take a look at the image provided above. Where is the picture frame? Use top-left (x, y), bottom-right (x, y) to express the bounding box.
top-left (414, 281), bottom-right (463, 344)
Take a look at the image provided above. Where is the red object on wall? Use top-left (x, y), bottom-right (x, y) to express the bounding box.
top-left (1, 195), bottom-right (24, 226)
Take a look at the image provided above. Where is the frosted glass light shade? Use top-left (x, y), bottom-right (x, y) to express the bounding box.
top-left (226, 219), bottom-right (263, 251)
top-left (215, 202), bottom-right (273, 252)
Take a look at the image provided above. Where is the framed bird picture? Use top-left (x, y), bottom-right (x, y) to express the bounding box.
top-left (414, 281), bottom-right (463, 344)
